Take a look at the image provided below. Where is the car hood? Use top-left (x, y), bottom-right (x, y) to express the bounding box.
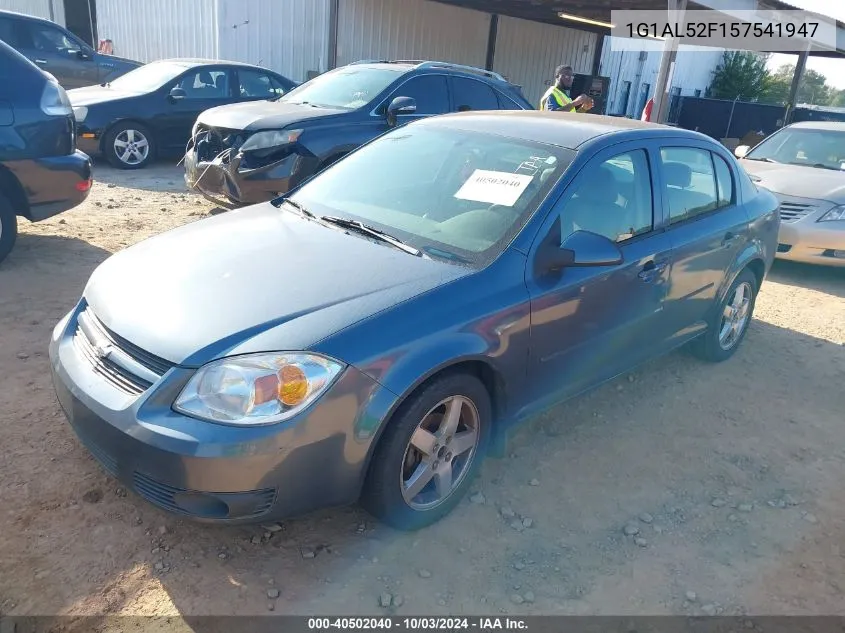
top-left (740, 159), bottom-right (845, 204)
top-left (83, 204), bottom-right (466, 367)
top-left (196, 100), bottom-right (348, 131)
top-left (100, 53), bottom-right (140, 66)
top-left (68, 84), bottom-right (139, 106)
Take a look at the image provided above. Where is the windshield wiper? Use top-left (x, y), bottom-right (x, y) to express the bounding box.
top-left (277, 198), bottom-right (316, 219)
top-left (321, 216), bottom-right (423, 257)
top-left (745, 156), bottom-right (778, 163)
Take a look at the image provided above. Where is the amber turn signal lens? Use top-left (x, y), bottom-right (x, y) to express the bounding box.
top-left (278, 364), bottom-right (309, 406)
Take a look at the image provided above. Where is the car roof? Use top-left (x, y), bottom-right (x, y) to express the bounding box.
top-left (787, 121), bottom-right (845, 131)
top-left (416, 110), bottom-right (716, 150)
top-left (343, 61), bottom-right (517, 87)
top-left (148, 58), bottom-right (280, 72)
top-left (0, 9), bottom-right (55, 24)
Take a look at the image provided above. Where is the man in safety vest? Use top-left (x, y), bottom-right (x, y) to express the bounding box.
top-left (540, 65), bottom-right (593, 112)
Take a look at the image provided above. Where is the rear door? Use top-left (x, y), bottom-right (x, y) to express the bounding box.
top-left (20, 20), bottom-right (97, 88)
top-left (656, 143), bottom-right (750, 344)
top-left (449, 76), bottom-right (500, 112)
top-left (235, 68), bottom-right (292, 103)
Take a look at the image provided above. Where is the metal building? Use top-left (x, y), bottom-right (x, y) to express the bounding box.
top-left (0, 0), bottom-right (723, 111)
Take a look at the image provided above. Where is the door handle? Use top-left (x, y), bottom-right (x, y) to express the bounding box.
top-left (722, 232), bottom-right (739, 248)
top-left (638, 259), bottom-right (669, 282)
top-left (34, 59), bottom-right (47, 65)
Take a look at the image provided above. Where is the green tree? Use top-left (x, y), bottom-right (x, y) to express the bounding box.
top-left (827, 88), bottom-right (845, 108)
top-left (708, 51), bottom-right (772, 101)
top-left (762, 64), bottom-right (833, 105)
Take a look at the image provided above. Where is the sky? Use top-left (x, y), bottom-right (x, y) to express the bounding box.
top-left (765, 0), bottom-right (845, 89)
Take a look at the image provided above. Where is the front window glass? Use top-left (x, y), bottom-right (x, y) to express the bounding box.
top-left (746, 127), bottom-right (845, 171)
top-left (290, 125), bottom-right (574, 263)
top-left (280, 66), bottom-right (405, 110)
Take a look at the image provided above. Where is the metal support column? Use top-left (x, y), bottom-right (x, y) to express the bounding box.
top-left (485, 14), bottom-right (499, 71)
top-left (652, 0), bottom-right (688, 123)
top-left (784, 47), bottom-right (809, 125)
top-left (327, 0), bottom-right (339, 71)
top-left (591, 33), bottom-right (604, 76)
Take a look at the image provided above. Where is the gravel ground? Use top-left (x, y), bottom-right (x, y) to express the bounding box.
top-left (1, 162), bottom-right (844, 623)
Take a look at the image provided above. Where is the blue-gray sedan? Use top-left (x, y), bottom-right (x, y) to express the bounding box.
top-left (50, 111), bottom-right (780, 530)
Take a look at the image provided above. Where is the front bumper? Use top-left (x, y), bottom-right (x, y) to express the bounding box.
top-left (184, 144), bottom-right (317, 207)
top-left (7, 151), bottom-right (92, 221)
top-left (776, 220), bottom-right (845, 267)
top-left (48, 302), bottom-right (394, 524)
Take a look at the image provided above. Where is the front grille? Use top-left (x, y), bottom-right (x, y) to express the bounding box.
top-left (777, 243), bottom-right (793, 253)
top-left (74, 307), bottom-right (174, 396)
top-left (778, 202), bottom-right (814, 222)
top-left (195, 124), bottom-right (251, 161)
top-left (133, 471), bottom-right (276, 518)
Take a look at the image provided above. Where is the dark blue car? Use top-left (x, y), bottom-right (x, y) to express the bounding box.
top-left (49, 112), bottom-right (780, 530)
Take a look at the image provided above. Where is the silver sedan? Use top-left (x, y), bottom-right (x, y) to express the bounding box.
top-left (736, 121), bottom-right (845, 267)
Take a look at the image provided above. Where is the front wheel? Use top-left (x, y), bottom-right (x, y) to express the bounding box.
top-left (104, 122), bottom-right (155, 170)
top-left (690, 268), bottom-right (758, 362)
top-left (0, 192), bottom-right (18, 265)
top-left (361, 373), bottom-right (491, 530)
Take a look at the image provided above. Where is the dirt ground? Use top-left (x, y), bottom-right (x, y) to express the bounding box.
top-left (1, 160), bottom-right (844, 626)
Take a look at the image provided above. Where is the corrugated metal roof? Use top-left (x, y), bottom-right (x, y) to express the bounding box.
top-left (494, 15), bottom-right (597, 106)
top-left (336, 0), bottom-right (489, 68)
top-left (217, 0), bottom-right (330, 82)
top-left (96, 0), bottom-right (219, 62)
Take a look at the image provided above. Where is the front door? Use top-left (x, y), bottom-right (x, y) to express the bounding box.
top-left (655, 144), bottom-right (750, 344)
top-left (20, 20), bottom-right (98, 88)
top-left (524, 143), bottom-right (673, 413)
top-left (153, 67), bottom-right (235, 152)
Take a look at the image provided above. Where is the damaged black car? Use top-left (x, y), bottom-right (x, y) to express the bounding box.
top-left (184, 60), bottom-right (533, 207)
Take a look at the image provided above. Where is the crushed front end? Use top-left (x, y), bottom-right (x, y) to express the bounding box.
top-left (184, 124), bottom-right (319, 207)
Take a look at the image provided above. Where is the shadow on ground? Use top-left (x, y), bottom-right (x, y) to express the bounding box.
top-left (768, 260), bottom-right (845, 299)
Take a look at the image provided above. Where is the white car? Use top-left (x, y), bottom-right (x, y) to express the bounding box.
top-left (736, 121), bottom-right (845, 267)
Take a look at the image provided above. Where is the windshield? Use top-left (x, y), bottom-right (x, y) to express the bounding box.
top-left (289, 125), bottom-right (574, 263)
top-left (279, 66), bottom-right (405, 109)
top-left (106, 62), bottom-right (191, 92)
top-left (746, 127), bottom-right (845, 171)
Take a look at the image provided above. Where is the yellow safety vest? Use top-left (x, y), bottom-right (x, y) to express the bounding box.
top-left (540, 86), bottom-right (573, 111)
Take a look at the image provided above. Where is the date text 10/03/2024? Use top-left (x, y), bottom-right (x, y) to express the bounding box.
top-left (626, 21), bottom-right (819, 39)
top-left (307, 617), bottom-right (528, 630)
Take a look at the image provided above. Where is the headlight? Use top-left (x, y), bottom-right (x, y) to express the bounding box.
top-left (239, 129), bottom-right (302, 152)
top-left (818, 205), bottom-right (845, 222)
top-left (72, 106), bottom-right (88, 122)
top-left (173, 352), bottom-right (344, 426)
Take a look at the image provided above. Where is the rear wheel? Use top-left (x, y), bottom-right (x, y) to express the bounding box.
top-left (105, 122), bottom-right (155, 170)
top-left (361, 373), bottom-right (491, 530)
top-left (690, 268), bottom-right (758, 362)
top-left (0, 192), bottom-right (18, 265)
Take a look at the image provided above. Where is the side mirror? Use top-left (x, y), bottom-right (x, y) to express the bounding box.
top-left (169, 87), bottom-right (187, 101)
top-left (734, 145), bottom-right (750, 159)
top-left (537, 229), bottom-right (623, 274)
top-left (75, 49), bottom-right (92, 60)
top-left (386, 96), bottom-right (416, 126)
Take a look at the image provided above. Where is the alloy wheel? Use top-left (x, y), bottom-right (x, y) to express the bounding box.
top-left (400, 395), bottom-right (480, 510)
top-left (719, 281), bottom-right (753, 350)
top-left (114, 129), bottom-right (150, 166)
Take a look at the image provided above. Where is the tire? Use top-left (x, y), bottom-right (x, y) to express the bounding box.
top-left (104, 121), bottom-right (155, 170)
top-left (690, 268), bottom-right (758, 362)
top-left (361, 372), bottom-right (492, 531)
top-left (0, 192), bottom-right (18, 265)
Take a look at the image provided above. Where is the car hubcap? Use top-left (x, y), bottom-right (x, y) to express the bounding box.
top-left (114, 129), bottom-right (149, 165)
top-left (718, 281), bottom-right (752, 350)
top-left (400, 395), bottom-right (480, 510)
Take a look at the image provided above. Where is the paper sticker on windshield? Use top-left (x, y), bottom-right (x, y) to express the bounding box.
top-left (454, 170), bottom-right (534, 207)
